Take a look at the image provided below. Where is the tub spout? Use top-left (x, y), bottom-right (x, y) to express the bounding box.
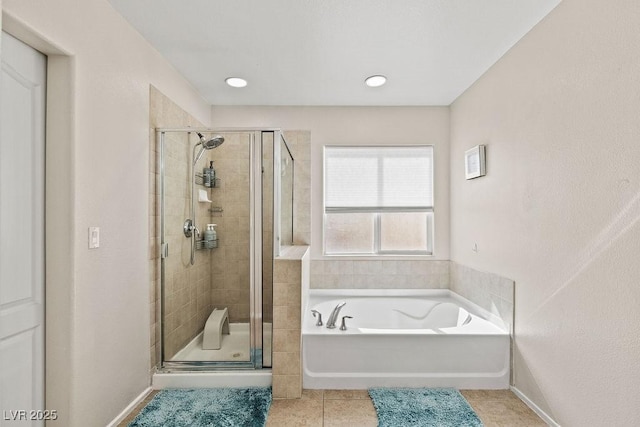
top-left (326, 302), bottom-right (346, 329)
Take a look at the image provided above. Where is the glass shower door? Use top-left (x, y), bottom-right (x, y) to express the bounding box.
top-left (158, 129), bottom-right (269, 369)
top-left (156, 129), bottom-right (293, 370)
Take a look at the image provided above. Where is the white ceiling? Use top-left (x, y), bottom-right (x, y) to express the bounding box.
top-left (108, 0), bottom-right (560, 106)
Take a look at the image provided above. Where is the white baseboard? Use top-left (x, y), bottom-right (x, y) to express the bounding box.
top-left (510, 386), bottom-right (560, 427)
top-left (106, 386), bottom-right (152, 427)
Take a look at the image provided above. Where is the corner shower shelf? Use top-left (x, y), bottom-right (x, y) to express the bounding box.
top-left (196, 239), bottom-right (219, 250)
top-left (195, 173), bottom-right (222, 188)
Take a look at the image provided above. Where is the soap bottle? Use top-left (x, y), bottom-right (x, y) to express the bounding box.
top-left (208, 161), bottom-right (216, 187)
top-left (210, 224), bottom-right (217, 247)
top-left (203, 163), bottom-right (212, 187)
top-left (204, 224), bottom-right (217, 248)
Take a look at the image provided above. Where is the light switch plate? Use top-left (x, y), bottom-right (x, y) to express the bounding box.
top-left (89, 227), bottom-right (100, 249)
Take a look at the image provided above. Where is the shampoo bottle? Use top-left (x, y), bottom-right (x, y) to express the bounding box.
top-left (203, 164), bottom-right (212, 187)
top-left (209, 161), bottom-right (216, 187)
top-left (204, 224), bottom-right (217, 248)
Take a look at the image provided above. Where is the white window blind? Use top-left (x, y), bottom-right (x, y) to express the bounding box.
top-left (325, 146), bottom-right (433, 211)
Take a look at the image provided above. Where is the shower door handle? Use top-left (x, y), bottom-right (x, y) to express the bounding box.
top-left (161, 243), bottom-right (169, 259)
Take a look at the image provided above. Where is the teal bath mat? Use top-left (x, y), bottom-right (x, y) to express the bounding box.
top-left (129, 387), bottom-right (271, 427)
top-left (369, 388), bottom-right (483, 427)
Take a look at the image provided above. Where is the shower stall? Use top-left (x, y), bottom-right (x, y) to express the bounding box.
top-left (156, 128), bottom-right (293, 372)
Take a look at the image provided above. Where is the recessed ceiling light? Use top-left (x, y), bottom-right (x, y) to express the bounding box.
top-left (365, 75), bottom-right (387, 87)
top-left (225, 77), bottom-right (247, 88)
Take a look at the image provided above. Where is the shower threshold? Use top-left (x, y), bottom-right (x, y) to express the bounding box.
top-left (152, 370), bottom-right (272, 389)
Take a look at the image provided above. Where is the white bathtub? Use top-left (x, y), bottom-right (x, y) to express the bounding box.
top-left (302, 290), bottom-right (510, 389)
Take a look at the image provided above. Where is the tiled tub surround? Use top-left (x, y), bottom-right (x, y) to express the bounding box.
top-left (449, 262), bottom-right (515, 334)
top-left (272, 246), bottom-right (310, 399)
top-left (310, 260), bottom-right (513, 332)
top-left (310, 260), bottom-right (450, 289)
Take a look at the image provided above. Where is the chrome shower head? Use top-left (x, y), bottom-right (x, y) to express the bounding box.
top-left (193, 133), bottom-right (225, 164)
top-left (198, 132), bottom-right (225, 149)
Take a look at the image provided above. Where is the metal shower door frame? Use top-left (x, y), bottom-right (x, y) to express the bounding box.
top-left (156, 128), bottom-right (280, 371)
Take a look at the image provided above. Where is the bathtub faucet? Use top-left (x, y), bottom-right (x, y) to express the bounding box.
top-left (326, 302), bottom-right (346, 329)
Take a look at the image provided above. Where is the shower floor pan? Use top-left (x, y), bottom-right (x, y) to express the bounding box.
top-left (170, 322), bottom-right (272, 362)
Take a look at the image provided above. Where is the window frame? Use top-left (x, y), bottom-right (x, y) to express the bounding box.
top-left (322, 145), bottom-right (434, 256)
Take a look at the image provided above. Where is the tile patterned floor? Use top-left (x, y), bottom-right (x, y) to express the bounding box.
top-left (460, 390), bottom-right (547, 426)
top-left (119, 389), bottom-right (546, 426)
top-left (117, 391), bottom-right (159, 426)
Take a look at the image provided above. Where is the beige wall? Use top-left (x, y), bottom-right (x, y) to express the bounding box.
top-left (2, 1), bottom-right (211, 425)
top-left (211, 108), bottom-right (450, 291)
top-left (211, 106), bottom-right (451, 261)
top-left (450, 1), bottom-right (640, 425)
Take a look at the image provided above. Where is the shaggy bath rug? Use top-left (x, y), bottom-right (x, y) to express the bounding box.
top-left (369, 388), bottom-right (483, 427)
top-left (128, 387), bottom-right (271, 427)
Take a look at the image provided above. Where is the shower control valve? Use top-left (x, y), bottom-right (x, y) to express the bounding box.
top-left (183, 219), bottom-right (202, 238)
top-left (183, 219), bottom-right (193, 238)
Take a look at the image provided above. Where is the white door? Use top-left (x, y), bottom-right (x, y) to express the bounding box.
top-left (0, 32), bottom-right (46, 425)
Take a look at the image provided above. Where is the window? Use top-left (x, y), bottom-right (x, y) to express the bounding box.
top-left (324, 146), bottom-right (434, 255)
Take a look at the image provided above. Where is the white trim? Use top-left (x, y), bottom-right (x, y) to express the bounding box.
top-left (106, 387), bottom-right (153, 427)
top-left (511, 386), bottom-right (560, 427)
top-left (152, 371), bottom-right (272, 389)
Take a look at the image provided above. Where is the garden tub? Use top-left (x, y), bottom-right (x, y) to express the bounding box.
top-left (302, 290), bottom-right (510, 389)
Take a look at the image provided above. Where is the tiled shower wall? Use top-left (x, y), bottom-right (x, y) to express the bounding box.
top-left (207, 132), bottom-right (252, 323)
top-left (149, 86), bottom-right (211, 366)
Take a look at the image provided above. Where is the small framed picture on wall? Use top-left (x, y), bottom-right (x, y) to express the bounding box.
top-left (465, 145), bottom-right (486, 180)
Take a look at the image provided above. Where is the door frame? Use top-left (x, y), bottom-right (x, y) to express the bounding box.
top-left (2, 13), bottom-right (74, 426)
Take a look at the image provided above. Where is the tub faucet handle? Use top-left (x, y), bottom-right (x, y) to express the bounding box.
top-left (339, 316), bottom-right (353, 331)
top-left (311, 310), bottom-right (323, 326)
